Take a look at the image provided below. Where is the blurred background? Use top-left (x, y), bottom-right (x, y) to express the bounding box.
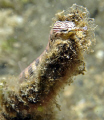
top-left (0, 0), bottom-right (104, 120)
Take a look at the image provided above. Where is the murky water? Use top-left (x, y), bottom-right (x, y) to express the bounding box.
top-left (0, 0), bottom-right (104, 120)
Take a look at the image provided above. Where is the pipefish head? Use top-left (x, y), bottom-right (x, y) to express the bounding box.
top-left (52, 21), bottom-right (87, 40)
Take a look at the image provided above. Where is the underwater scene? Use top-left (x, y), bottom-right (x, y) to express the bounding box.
top-left (0, 0), bottom-right (104, 120)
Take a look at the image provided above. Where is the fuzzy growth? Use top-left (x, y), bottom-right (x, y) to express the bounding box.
top-left (0, 4), bottom-right (96, 120)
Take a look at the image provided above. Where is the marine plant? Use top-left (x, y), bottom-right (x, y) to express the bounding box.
top-left (0, 4), bottom-right (96, 120)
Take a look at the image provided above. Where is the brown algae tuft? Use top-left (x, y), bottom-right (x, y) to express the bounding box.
top-left (0, 4), bottom-right (96, 120)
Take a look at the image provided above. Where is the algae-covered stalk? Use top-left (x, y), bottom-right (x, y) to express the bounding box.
top-left (0, 4), bottom-right (96, 120)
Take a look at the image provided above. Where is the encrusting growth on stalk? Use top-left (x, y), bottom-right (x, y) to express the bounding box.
top-left (0, 4), bottom-right (96, 120)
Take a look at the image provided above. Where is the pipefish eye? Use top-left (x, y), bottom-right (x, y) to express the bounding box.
top-left (60, 29), bottom-right (68, 33)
